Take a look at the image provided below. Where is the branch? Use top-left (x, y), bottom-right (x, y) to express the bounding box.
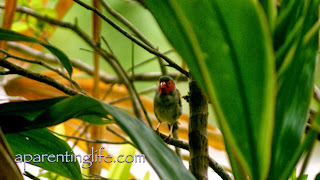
top-left (1, 6), bottom-right (148, 126)
top-left (109, 86), bottom-right (155, 104)
top-left (158, 133), bottom-right (232, 180)
top-left (0, 59), bottom-right (80, 96)
top-left (72, 0), bottom-right (188, 76)
top-left (7, 42), bottom-right (187, 83)
top-left (188, 76), bottom-right (209, 179)
top-left (98, 0), bottom-right (167, 74)
top-left (50, 130), bottom-right (135, 146)
top-left (0, 48), bottom-right (86, 94)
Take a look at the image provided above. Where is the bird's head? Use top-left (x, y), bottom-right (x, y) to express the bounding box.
top-left (158, 76), bottom-right (176, 95)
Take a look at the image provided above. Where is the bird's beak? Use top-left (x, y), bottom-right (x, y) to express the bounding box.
top-left (160, 82), bottom-right (166, 89)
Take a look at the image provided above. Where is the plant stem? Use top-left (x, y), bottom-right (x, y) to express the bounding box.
top-left (0, 59), bottom-right (80, 95)
top-left (188, 76), bottom-right (209, 180)
top-left (158, 132), bottom-right (232, 180)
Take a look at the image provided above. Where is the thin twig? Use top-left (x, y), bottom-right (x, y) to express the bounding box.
top-left (126, 49), bottom-right (174, 73)
top-left (0, 58), bottom-right (80, 95)
top-left (101, 36), bottom-right (115, 55)
top-left (8, 42), bottom-right (186, 83)
top-left (23, 171), bottom-right (41, 180)
top-left (158, 133), bottom-right (232, 180)
top-left (70, 122), bottom-right (89, 150)
top-left (51, 130), bottom-right (135, 146)
top-left (2, 6), bottom-right (148, 126)
top-left (0, 49), bottom-right (87, 94)
top-left (106, 126), bottom-right (131, 142)
top-left (106, 126), bottom-right (139, 148)
top-left (109, 86), bottom-right (155, 104)
top-left (131, 41), bottom-right (135, 81)
top-left (98, 0), bottom-right (168, 74)
top-left (71, 0), bottom-right (188, 76)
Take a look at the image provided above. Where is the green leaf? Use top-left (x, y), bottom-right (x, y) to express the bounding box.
top-left (145, 0), bottom-right (274, 179)
top-left (259, 0), bottom-right (277, 30)
top-left (5, 128), bottom-right (82, 180)
top-left (0, 96), bottom-right (112, 133)
top-left (1, 95), bottom-right (195, 180)
top-left (0, 28), bottom-right (72, 76)
top-left (299, 175), bottom-right (308, 180)
top-left (143, 171), bottom-right (150, 180)
top-left (0, 97), bottom-right (67, 133)
top-left (269, 0), bottom-right (319, 179)
top-left (107, 144), bottom-right (135, 179)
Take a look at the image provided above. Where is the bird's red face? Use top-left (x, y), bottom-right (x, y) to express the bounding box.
top-left (158, 79), bottom-right (175, 95)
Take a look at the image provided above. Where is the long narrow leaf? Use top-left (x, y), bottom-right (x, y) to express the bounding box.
top-left (0, 95), bottom-right (196, 180)
top-left (144, 0), bottom-right (274, 179)
top-left (269, 0), bottom-right (320, 178)
top-left (0, 28), bottom-right (73, 76)
top-left (5, 128), bottom-right (82, 180)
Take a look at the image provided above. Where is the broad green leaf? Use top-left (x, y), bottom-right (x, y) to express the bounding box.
top-left (5, 128), bottom-right (82, 180)
top-left (1, 95), bottom-right (195, 180)
top-left (145, 0), bottom-right (274, 179)
top-left (107, 144), bottom-right (135, 179)
top-left (0, 97), bottom-right (67, 133)
top-left (0, 28), bottom-right (72, 76)
top-left (269, 0), bottom-right (319, 179)
top-left (0, 96), bottom-right (112, 133)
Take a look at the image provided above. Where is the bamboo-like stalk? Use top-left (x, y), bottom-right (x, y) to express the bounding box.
top-left (88, 0), bottom-right (103, 175)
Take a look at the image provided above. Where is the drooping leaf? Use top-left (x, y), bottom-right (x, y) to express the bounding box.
top-left (5, 128), bottom-right (82, 180)
top-left (0, 28), bottom-right (73, 76)
top-left (144, 0), bottom-right (274, 179)
top-left (269, 0), bottom-right (320, 179)
top-left (0, 95), bottom-right (195, 180)
top-left (0, 96), bottom-right (112, 133)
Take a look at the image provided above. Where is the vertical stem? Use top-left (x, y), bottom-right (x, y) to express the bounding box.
top-left (188, 76), bottom-right (209, 180)
top-left (88, 0), bottom-right (102, 175)
top-left (0, 0), bottom-right (17, 53)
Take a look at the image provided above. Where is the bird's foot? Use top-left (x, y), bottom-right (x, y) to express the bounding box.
top-left (155, 123), bottom-right (161, 135)
top-left (163, 125), bottom-right (173, 141)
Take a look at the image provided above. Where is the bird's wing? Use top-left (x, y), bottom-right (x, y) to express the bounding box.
top-left (177, 89), bottom-right (182, 107)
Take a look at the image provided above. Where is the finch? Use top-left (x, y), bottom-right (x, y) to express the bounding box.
top-left (154, 75), bottom-right (182, 137)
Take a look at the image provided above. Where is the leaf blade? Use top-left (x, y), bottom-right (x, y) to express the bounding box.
top-left (5, 128), bottom-right (82, 180)
top-left (145, 0), bottom-right (275, 179)
top-left (0, 28), bottom-right (73, 76)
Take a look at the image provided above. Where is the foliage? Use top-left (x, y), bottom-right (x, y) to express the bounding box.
top-left (0, 0), bottom-right (319, 180)
top-left (145, 0), bottom-right (320, 179)
top-left (0, 95), bottom-right (195, 179)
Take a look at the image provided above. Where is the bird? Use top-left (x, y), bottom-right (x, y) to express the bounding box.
top-left (154, 75), bottom-right (182, 137)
